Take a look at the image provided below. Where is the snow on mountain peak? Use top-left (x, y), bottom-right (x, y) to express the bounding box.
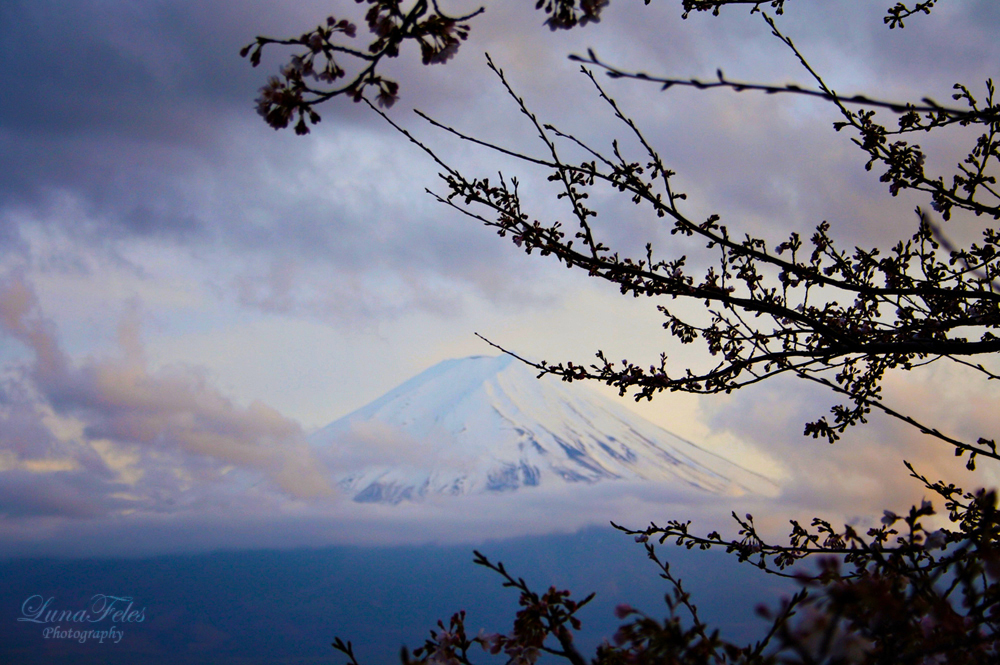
top-left (310, 355), bottom-right (777, 504)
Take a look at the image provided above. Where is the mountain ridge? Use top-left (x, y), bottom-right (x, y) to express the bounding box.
top-left (310, 355), bottom-right (777, 503)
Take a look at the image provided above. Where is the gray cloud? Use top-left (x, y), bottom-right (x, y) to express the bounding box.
top-left (0, 469), bottom-right (130, 519)
top-left (0, 0), bottom-right (571, 324)
top-left (5, 0), bottom-right (992, 324)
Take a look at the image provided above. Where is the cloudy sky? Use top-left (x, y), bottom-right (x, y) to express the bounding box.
top-left (1, 0), bottom-right (999, 556)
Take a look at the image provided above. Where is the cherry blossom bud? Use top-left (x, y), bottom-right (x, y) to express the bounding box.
top-left (614, 603), bottom-right (634, 619)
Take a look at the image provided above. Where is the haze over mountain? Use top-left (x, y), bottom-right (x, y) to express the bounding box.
top-left (311, 355), bottom-right (777, 504)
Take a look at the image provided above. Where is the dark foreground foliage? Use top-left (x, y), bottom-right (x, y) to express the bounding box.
top-left (247, 1), bottom-right (1000, 662)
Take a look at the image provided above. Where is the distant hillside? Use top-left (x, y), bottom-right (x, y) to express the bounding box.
top-left (1, 528), bottom-right (793, 665)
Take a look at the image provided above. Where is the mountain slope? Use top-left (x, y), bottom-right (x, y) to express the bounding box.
top-left (310, 355), bottom-right (776, 503)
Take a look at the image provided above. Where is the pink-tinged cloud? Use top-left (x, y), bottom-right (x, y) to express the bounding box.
top-left (0, 273), bottom-right (334, 518)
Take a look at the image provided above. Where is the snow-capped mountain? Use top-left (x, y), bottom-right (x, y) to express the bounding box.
top-left (310, 355), bottom-right (776, 504)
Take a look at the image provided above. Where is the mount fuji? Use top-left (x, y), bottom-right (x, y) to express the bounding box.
top-left (309, 355), bottom-right (776, 504)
